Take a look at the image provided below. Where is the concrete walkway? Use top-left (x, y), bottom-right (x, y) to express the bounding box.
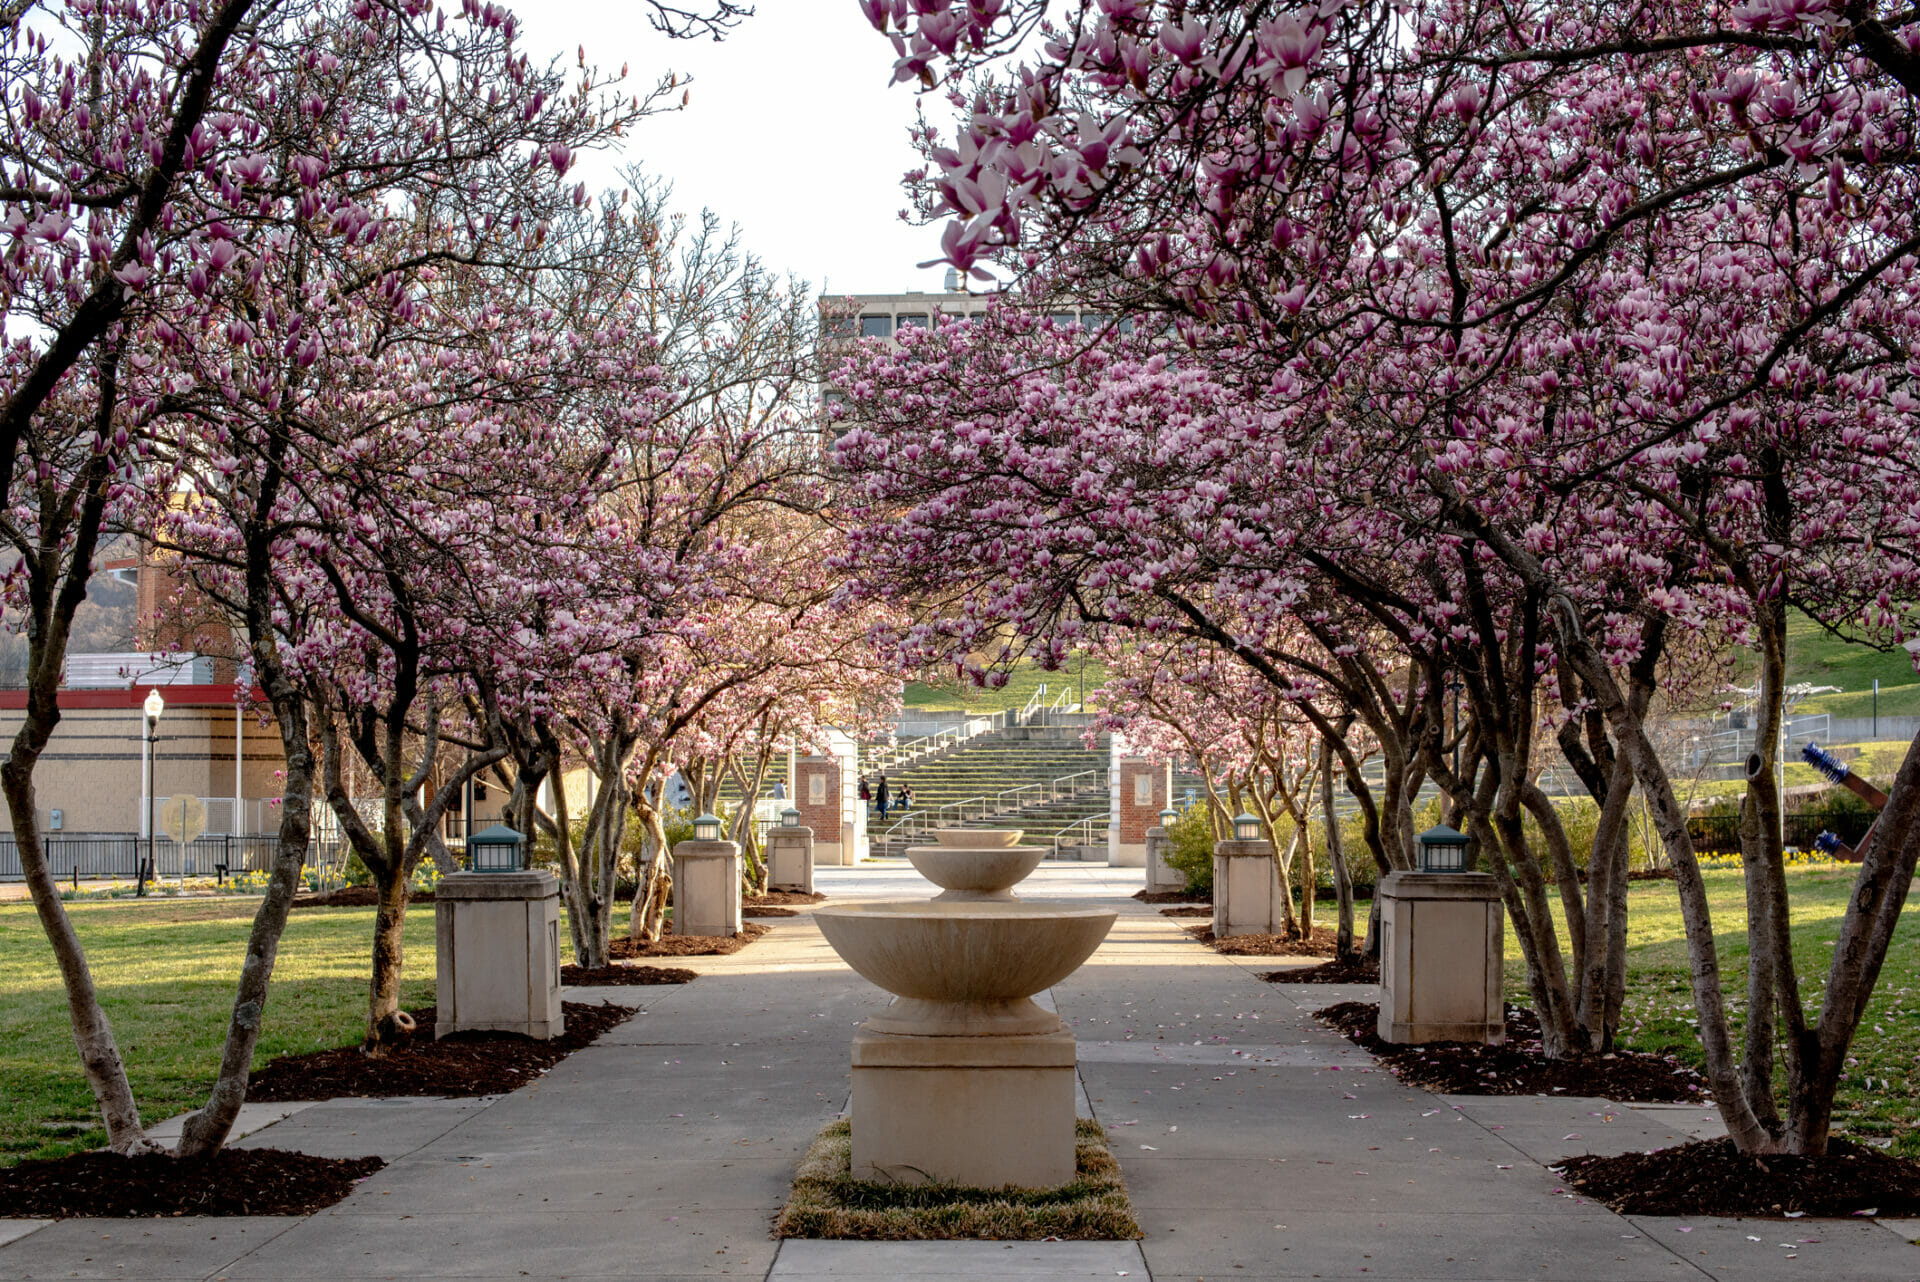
top-left (3, 861), bottom-right (1918, 1280)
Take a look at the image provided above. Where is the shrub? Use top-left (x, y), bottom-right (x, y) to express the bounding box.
top-left (1161, 804), bottom-right (1219, 896)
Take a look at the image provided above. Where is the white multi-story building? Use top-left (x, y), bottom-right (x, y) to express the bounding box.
top-left (819, 274), bottom-right (1123, 349)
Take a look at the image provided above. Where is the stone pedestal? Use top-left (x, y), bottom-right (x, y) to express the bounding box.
top-left (1212, 839), bottom-right (1283, 937)
top-left (1144, 824), bottom-right (1184, 894)
top-left (672, 839), bottom-right (742, 937)
top-left (850, 1027), bottom-right (1077, 1188)
top-left (766, 825), bottom-right (814, 894)
top-left (1377, 871), bottom-right (1505, 1045)
top-left (434, 871), bottom-right (563, 1040)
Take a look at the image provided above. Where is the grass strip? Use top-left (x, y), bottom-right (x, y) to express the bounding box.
top-left (774, 1118), bottom-right (1141, 1240)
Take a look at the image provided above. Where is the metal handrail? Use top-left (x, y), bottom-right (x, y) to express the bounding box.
top-left (1018, 683), bottom-right (1047, 722)
top-left (933, 795), bottom-right (990, 825)
top-left (995, 781), bottom-right (1042, 812)
top-left (1049, 769), bottom-right (1100, 800)
top-left (1051, 814), bottom-right (1103, 858)
top-left (866, 711), bottom-right (1012, 773)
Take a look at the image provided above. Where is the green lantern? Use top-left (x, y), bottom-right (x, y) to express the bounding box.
top-left (1416, 824), bottom-right (1471, 872)
top-left (467, 824), bottom-right (526, 873)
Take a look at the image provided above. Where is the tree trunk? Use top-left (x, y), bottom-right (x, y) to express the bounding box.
top-left (1319, 737), bottom-right (1356, 962)
top-left (632, 804), bottom-right (673, 942)
top-left (175, 694), bottom-right (316, 1156)
top-left (5, 763), bottom-right (153, 1153)
top-left (586, 773), bottom-right (626, 966)
top-left (363, 868), bottom-right (416, 1052)
top-left (1577, 759), bottom-right (1634, 1050)
top-left (1546, 595), bottom-right (1773, 1151)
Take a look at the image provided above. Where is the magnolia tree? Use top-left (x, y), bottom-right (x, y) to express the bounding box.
top-left (0, 0), bottom-right (751, 1146)
top-left (851, 0), bottom-right (1920, 1151)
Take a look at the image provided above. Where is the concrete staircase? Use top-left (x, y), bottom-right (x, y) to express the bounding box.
top-left (860, 727), bottom-right (1112, 859)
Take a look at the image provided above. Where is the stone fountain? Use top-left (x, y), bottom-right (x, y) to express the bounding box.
top-left (814, 827), bottom-right (1116, 1188)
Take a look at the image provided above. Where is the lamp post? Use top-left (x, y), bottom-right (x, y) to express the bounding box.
top-left (140, 688), bottom-right (164, 896)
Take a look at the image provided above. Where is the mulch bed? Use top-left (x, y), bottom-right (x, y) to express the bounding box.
top-left (1260, 956), bottom-right (1380, 984)
top-left (1160, 905), bottom-right (1212, 918)
top-left (560, 963), bottom-right (697, 987)
top-left (291, 886), bottom-right (435, 909)
top-left (0, 1148), bottom-right (385, 1219)
top-left (1556, 1136), bottom-right (1920, 1216)
top-left (1315, 1000), bottom-right (1707, 1102)
top-left (609, 921), bottom-right (770, 958)
top-left (1184, 923), bottom-right (1340, 957)
top-left (1133, 889), bottom-right (1207, 904)
top-left (246, 1000), bottom-right (635, 1100)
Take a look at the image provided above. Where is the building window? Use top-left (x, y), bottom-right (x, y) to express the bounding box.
top-left (897, 313), bottom-right (930, 329)
top-left (860, 314), bottom-right (894, 338)
top-left (822, 312), bottom-right (859, 337)
top-left (1080, 313), bottom-right (1111, 330)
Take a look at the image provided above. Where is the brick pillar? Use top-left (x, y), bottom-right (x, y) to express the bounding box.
top-left (795, 756), bottom-right (847, 866)
top-left (1110, 758), bottom-right (1170, 868)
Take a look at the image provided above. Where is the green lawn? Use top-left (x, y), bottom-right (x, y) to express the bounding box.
top-left (904, 655), bottom-right (1108, 713)
top-left (1775, 608), bottom-right (1920, 715)
top-left (1506, 866), bottom-right (1920, 1153)
top-left (9, 867), bottom-right (1919, 1167)
top-left (1796, 683), bottom-right (1920, 720)
top-left (0, 898), bottom-right (439, 1166)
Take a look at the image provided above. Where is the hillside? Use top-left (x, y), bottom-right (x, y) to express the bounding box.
top-left (903, 655), bottom-right (1107, 713)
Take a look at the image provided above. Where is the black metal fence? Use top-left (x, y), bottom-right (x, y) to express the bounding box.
top-left (0, 834), bottom-right (348, 883)
top-left (1685, 812), bottom-right (1877, 855)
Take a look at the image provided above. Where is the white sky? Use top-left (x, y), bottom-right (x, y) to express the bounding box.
top-left (518, 0), bottom-right (960, 300)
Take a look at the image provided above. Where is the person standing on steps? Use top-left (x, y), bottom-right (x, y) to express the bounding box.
top-left (875, 772), bottom-right (891, 820)
top-left (858, 775), bottom-right (871, 815)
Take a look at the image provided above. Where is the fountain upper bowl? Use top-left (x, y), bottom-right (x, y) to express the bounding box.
top-left (905, 841), bottom-right (1046, 899)
top-left (930, 828), bottom-right (1023, 848)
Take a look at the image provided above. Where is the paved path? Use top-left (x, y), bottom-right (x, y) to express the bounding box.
top-left (4, 861), bottom-right (1919, 1280)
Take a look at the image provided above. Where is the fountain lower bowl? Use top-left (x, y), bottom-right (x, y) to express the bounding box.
top-left (815, 900), bottom-right (1117, 1036)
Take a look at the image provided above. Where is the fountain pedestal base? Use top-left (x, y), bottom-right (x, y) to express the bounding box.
top-left (849, 1027), bottom-right (1077, 1189)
